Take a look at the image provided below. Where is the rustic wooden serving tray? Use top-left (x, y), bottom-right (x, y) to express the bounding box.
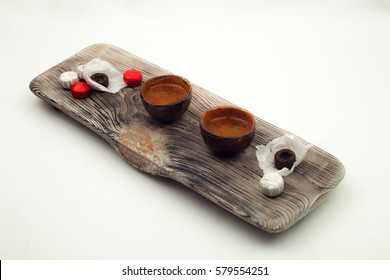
top-left (29, 44), bottom-right (345, 233)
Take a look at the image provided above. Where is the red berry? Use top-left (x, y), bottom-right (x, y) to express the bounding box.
top-left (71, 82), bottom-right (91, 99)
top-left (123, 69), bottom-right (142, 87)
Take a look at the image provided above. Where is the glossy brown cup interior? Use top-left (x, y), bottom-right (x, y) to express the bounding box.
top-left (140, 75), bottom-right (192, 122)
top-left (200, 106), bottom-right (256, 154)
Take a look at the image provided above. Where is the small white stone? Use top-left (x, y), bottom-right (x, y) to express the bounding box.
top-left (59, 71), bottom-right (79, 89)
top-left (260, 172), bottom-right (284, 197)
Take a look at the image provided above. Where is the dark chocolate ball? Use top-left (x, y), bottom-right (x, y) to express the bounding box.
top-left (90, 73), bottom-right (109, 88)
top-left (274, 149), bottom-right (296, 170)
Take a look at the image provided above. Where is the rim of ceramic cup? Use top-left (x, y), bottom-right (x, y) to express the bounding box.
top-left (140, 75), bottom-right (192, 107)
top-left (200, 106), bottom-right (256, 139)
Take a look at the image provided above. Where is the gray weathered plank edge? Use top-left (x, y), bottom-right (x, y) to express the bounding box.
top-left (29, 43), bottom-right (345, 233)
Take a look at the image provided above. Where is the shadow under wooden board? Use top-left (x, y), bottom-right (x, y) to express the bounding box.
top-left (29, 43), bottom-right (345, 233)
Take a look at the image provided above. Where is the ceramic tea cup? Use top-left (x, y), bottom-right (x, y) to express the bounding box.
top-left (200, 106), bottom-right (256, 154)
top-left (140, 75), bottom-right (192, 122)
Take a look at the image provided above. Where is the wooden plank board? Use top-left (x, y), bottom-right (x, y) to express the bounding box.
top-left (29, 44), bottom-right (345, 233)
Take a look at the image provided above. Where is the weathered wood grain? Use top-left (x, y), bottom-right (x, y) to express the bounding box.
top-left (29, 44), bottom-right (345, 233)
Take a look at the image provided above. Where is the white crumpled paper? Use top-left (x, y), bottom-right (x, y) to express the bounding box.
top-left (256, 134), bottom-right (313, 176)
top-left (80, 58), bottom-right (127, 94)
top-left (256, 134), bottom-right (313, 197)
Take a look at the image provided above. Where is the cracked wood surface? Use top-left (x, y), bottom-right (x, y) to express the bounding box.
top-left (29, 44), bottom-right (345, 233)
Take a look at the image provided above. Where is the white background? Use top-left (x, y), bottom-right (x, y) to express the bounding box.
top-left (1, 260), bottom-right (389, 279)
top-left (1, 0), bottom-right (390, 259)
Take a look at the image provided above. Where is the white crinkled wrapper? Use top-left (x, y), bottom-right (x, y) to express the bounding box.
top-left (256, 134), bottom-right (312, 197)
top-left (81, 58), bottom-right (127, 94)
top-left (76, 64), bottom-right (85, 79)
top-left (256, 134), bottom-right (313, 176)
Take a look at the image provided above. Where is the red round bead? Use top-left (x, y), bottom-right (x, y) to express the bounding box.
top-left (71, 82), bottom-right (91, 99)
top-left (123, 69), bottom-right (142, 87)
